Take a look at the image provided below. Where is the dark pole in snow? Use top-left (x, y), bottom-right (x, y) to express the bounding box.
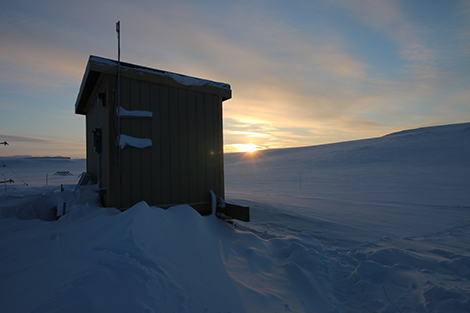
top-left (2, 165), bottom-right (6, 193)
top-left (2, 143), bottom-right (8, 192)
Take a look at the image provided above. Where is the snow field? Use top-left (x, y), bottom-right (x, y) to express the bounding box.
top-left (0, 122), bottom-right (469, 312)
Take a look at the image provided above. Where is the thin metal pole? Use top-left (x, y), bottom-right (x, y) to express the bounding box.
top-left (116, 21), bottom-right (121, 134)
top-left (116, 21), bottom-right (122, 174)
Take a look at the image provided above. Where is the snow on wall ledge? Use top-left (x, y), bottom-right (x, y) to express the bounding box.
top-left (116, 107), bottom-right (152, 118)
top-left (117, 134), bottom-right (152, 149)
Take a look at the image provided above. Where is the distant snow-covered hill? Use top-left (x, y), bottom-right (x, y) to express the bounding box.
top-left (225, 122), bottom-right (470, 167)
top-left (0, 156), bottom-right (86, 187)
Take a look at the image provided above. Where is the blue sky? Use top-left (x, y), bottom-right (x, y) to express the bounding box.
top-left (0, 0), bottom-right (469, 157)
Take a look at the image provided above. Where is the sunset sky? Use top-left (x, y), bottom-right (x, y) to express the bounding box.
top-left (1, 0), bottom-right (469, 157)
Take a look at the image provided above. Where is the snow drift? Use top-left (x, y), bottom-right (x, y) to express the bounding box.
top-left (0, 122), bottom-right (469, 312)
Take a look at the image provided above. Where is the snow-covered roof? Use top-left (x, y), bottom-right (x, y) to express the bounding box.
top-left (75, 55), bottom-right (231, 114)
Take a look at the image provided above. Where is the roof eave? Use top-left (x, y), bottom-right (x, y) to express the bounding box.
top-left (75, 55), bottom-right (232, 115)
top-left (74, 57), bottom-right (103, 115)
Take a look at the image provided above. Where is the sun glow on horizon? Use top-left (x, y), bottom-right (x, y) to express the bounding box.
top-left (225, 143), bottom-right (261, 153)
top-left (243, 144), bottom-right (258, 153)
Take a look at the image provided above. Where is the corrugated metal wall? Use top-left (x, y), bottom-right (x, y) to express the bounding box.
top-left (114, 76), bottom-right (225, 208)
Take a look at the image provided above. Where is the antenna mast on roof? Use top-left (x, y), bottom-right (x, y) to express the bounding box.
top-left (116, 21), bottom-right (122, 173)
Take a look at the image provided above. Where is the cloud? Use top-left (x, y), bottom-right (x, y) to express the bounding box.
top-left (330, 0), bottom-right (401, 28)
top-left (0, 5), bottom-right (86, 81)
top-left (0, 133), bottom-right (56, 144)
top-left (0, 29), bottom-right (87, 89)
top-left (330, 0), bottom-right (444, 84)
top-left (0, 132), bottom-right (85, 158)
top-left (0, 0), bottom-right (467, 155)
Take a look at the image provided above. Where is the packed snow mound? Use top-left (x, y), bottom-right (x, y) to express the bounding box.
top-left (0, 193), bottom-right (347, 312)
top-left (0, 185), bottom-right (101, 220)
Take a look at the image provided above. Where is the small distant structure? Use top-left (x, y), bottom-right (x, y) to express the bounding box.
top-left (54, 171), bottom-right (73, 176)
top-left (75, 56), bottom-right (248, 221)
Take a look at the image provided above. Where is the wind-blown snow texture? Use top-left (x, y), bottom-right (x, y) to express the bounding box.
top-left (1, 123), bottom-right (469, 312)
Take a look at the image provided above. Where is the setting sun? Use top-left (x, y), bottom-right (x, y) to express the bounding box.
top-left (225, 144), bottom-right (260, 153)
top-left (243, 144), bottom-right (258, 153)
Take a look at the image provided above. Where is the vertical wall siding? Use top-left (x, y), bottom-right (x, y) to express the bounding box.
top-left (86, 77), bottom-right (111, 188)
top-left (130, 79), bottom-right (143, 206)
top-left (178, 88), bottom-right (189, 204)
top-left (187, 91), bottom-right (198, 203)
top-left (120, 76), bottom-right (132, 207)
top-left (140, 81), bottom-right (152, 205)
top-left (104, 77), bottom-right (115, 207)
top-left (109, 76), bottom-right (224, 208)
top-left (217, 96), bottom-right (225, 198)
top-left (204, 94), bottom-right (215, 197)
top-left (159, 85), bottom-right (171, 204)
top-left (85, 113), bottom-right (97, 183)
top-left (168, 86), bottom-right (180, 204)
top-left (119, 77), bottom-right (154, 208)
top-left (196, 92), bottom-right (207, 201)
top-left (216, 95), bottom-right (225, 197)
top-left (150, 83), bottom-right (162, 205)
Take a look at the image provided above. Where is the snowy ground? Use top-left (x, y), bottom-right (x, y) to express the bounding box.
top-left (1, 123), bottom-right (469, 312)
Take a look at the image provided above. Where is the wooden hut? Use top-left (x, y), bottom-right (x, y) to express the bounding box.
top-left (75, 55), bottom-right (246, 218)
